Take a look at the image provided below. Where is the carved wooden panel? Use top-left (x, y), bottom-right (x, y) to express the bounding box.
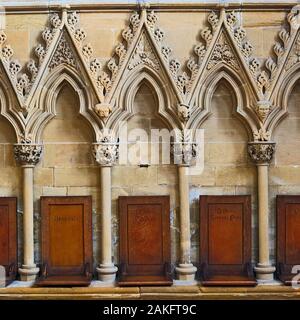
top-left (118, 196), bottom-right (172, 286)
top-left (199, 195), bottom-right (256, 286)
top-left (37, 196), bottom-right (93, 286)
top-left (277, 195), bottom-right (300, 285)
top-left (0, 197), bottom-right (17, 286)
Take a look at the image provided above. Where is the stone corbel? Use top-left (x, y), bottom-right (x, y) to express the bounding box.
top-left (94, 103), bottom-right (113, 121)
top-left (255, 100), bottom-right (272, 123)
top-left (177, 103), bottom-right (191, 123)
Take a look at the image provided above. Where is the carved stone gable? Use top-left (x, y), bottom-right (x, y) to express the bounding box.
top-left (49, 33), bottom-right (78, 70)
top-left (285, 32), bottom-right (300, 71)
top-left (128, 31), bottom-right (160, 71)
top-left (207, 31), bottom-right (239, 71)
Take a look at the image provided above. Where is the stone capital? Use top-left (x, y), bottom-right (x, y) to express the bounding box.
top-left (248, 141), bottom-right (275, 165)
top-left (172, 141), bottom-right (197, 166)
top-left (93, 140), bottom-right (119, 167)
top-left (14, 143), bottom-right (43, 166)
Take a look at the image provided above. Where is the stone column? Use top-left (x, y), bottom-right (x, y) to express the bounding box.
top-left (248, 141), bottom-right (276, 281)
top-left (173, 141), bottom-right (197, 281)
top-left (93, 137), bottom-right (118, 283)
top-left (14, 142), bottom-right (43, 281)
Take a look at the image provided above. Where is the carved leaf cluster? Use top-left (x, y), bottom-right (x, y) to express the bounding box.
top-left (184, 11), bottom-right (220, 95)
top-left (66, 11), bottom-right (108, 100)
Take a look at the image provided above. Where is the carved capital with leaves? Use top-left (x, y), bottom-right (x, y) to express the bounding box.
top-left (248, 141), bottom-right (275, 164)
top-left (172, 141), bottom-right (197, 166)
top-left (93, 136), bottom-right (119, 166)
top-left (14, 143), bottom-right (43, 166)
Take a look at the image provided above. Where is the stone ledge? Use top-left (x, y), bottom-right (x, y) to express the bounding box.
top-left (0, 285), bottom-right (300, 300)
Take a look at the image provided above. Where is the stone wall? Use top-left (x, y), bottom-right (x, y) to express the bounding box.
top-left (1, 4), bottom-right (300, 278)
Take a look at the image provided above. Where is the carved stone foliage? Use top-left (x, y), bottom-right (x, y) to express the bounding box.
top-left (2, 7), bottom-right (300, 143)
top-left (172, 130), bottom-right (198, 165)
top-left (103, 9), bottom-right (185, 102)
top-left (128, 32), bottom-right (160, 71)
top-left (0, 13), bottom-right (61, 108)
top-left (224, 11), bottom-right (265, 97)
top-left (285, 34), bottom-right (300, 71)
top-left (14, 142), bottom-right (43, 166)
top-left (99, 11), bottom-right (141, 98)
top-left (253, 128), bottom-right (271, 142)
top-left (184, 11), bottom-right (220, 95)
top-left (207, 32), bottom-right (239, 71)
top-left (49, 34), bottom-right (78, 70)
top-left (248, 142), bottom-right (275, 164)
top-left (93, 135), bottom-right (119, 166)
top-left (145, 10), bottom-right (186, 96)
top-left (172, 141), bottom-right (197, 166)
top-left (65, 11), bottom-right (107, 102)
top-left (262, 6), bottom-right (300, 97)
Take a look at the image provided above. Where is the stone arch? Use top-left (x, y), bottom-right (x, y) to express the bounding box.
top-left (107, 66), bottom-right (181, 136)
top-left (188, 66), bottom-right (257, 140)
top-left (0, 77), bottom-right (22, 142)
top-left (31, 65), bottom-right (101, 143)
top-left (273, 79), bottom-right (300, 165)
top-left (268, 64), bottom-right (300, 138)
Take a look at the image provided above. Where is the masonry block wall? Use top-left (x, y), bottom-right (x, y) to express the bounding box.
top-left (1, 3), bottom-right (300, 281)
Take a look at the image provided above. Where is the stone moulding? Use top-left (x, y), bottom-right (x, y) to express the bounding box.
top-left (0, 5), bottom-right (300, 143)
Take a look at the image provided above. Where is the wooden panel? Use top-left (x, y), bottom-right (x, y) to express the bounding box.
top-left (37, 196), bottom-right (92, 287)
top-left (208, 204), bottom-right (243, 265)
top-left (127, 204), bottom-right (163, 265)
top-left (118, 196), bottom-right (172, 286)
top-left (0, 205), bottom-right (9, 265)
top-left (200, 195), bottom-right (256, 286)
top-left (49, 204), bottom-right (84, 268)
top-left (0, 198), bottom-right (17, 286)
top-left (285, 204), bottom-right (300, 265)
top-left (277, 196), bottom-right (300, 285)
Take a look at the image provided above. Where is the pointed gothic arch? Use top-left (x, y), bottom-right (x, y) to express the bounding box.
top-left (31, 65), bottom-right (101, 143)
top-left (267, 63), bottom-right (300, 138)
top-left (188, 66), bottom-right (256, 139)
top-left (107, 65), bottom-right (181, 135)
top-left (0, 76), bottom-right (22, 141)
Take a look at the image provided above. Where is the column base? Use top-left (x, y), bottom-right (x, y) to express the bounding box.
top-left (19, 265), bottom-right (40, 281)
top-left (175, 263), bottom-right (197, 281)
top-left (97, 264), bottom-right (118, 283)
top-left (254, 263), bottom-right (276, 281)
